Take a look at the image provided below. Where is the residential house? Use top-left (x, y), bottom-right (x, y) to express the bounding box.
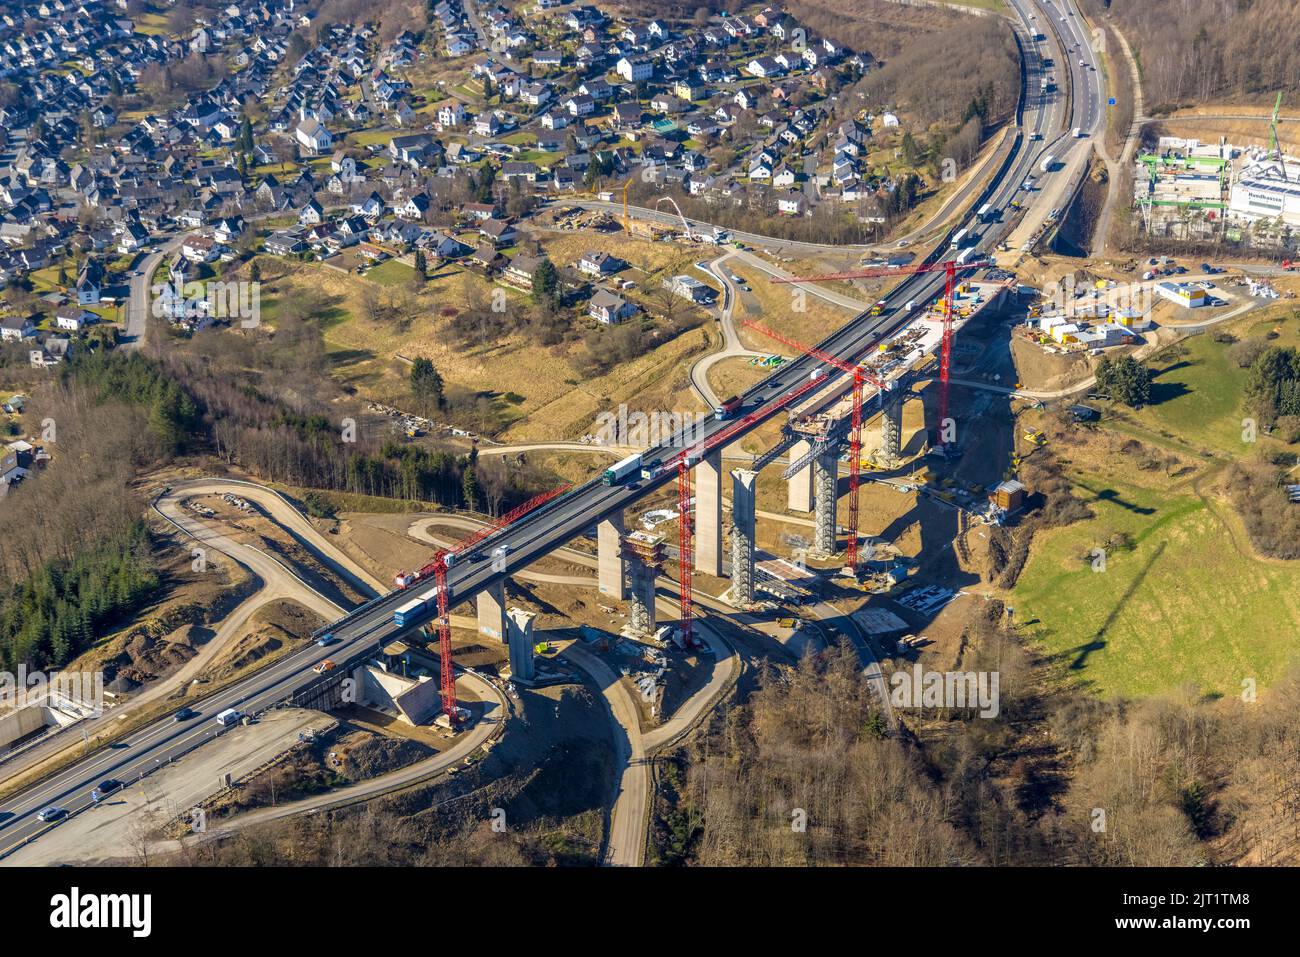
top-left (616, 56), bottom-right (653, 82)
top-left (588, 289), bottom-right (637, 324)
top-left (578, 250), bottom-right (625, 278)
top-left (54, 306), bottom-right (95, 331)
top-left (0, 315), bottom-right (36, 341)
top-left (295, 117), bottom-right (333, 154)
top-left (264, 231), bottom-right (306, 256)
top-left (503, 253), bottom-right (548, 288)
top-left (299, 199), bottom-right (325, 225)
top-left (480, 218), bottom-right (518, 245)
top-left (182, 233), bottom-right (219, 262)
top-left (75, 258), bottom-right (103, 305)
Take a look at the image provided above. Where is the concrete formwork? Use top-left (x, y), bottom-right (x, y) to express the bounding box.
top-left (729, 469), bottom-right (757, 606)
top-left (812, 445), bottom-right (839, 558)
top-left (880, 394), bottom-right (904, 467)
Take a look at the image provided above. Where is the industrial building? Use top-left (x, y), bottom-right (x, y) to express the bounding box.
top-left (1228, 156), bottom-right (1300, 228)
top-left (1154, 281), bottom-right (1209, 309)
top-left (1134, 133), bottom-right (1300, 241)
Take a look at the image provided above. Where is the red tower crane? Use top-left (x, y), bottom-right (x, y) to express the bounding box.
top-left (739, 318), bottom-right (885, 571)
top-left (771, 257), bottom-right (991, 451)
top-left (398, 482), bottom-right (571, 723)
top-left (661, 367), bottom-right (835, 647)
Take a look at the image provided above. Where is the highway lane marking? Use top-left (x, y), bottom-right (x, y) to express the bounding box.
top-left (0, 640), bottom-right (373, 854)
top-left (0, 622), bottom-right (385, 829)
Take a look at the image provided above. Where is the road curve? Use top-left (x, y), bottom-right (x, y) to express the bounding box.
top-left (0, 479), bottom-right (504, 862)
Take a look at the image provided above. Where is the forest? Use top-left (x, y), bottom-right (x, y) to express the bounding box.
top-left (153, 295), bottom-right (555, 511)
top-left (841, 15), bottom-right (1020, 135)
top-left (652, 605), bottom-right (1300, 866)
top-left (1243, 343), bottom-right (1300, 426)
top-left (1081, 0), bottom-right (1300, 109)
top-left (0, 359), bottom-right (181, 672)
top-left (0, 523), bottom-right (157, 673)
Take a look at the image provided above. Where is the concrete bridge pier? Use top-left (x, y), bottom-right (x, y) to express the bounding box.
top-left (880, 394), bottom-right (904, 467)
top-left (694, 450), bottom-right (724, 577)
top-left (628, 559), bottom-right (657, 637)
top-left (729, 469), bottom-right (757, 606)
top-left (477, 580), bottom-right (508, 642)
top-left (506, 608), bottom-right (536, 684)
top-left (811, 445), bottom-right (840, 558)
top-left (787, 439), bottom-right (815, 512)
top-left (597, 511), bottom-right (627, 599)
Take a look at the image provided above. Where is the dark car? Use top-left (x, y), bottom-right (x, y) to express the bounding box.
top-left (174, 707), bottom-right (198, 722)
top-left (91, 779), bottom-right (122, 801)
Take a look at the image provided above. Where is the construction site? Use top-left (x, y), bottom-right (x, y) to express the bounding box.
top-left (1135, 94), bottom-right (1300, 250)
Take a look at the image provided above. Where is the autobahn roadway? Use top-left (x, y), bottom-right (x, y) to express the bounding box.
top-left (0, 0), bottom-right (1104, 860)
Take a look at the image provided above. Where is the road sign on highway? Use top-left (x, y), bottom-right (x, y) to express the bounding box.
top-left (1108, 97), bottom-right (1116, 106)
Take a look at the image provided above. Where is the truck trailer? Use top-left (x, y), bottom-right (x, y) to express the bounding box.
top-left (603, 453), bottom-right (643, 486)
top-left (713, 395), bottom-right (743, 420)
top-left (394, 584), bottom-right (440, 627)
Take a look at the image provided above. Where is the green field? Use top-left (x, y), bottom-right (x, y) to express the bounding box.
top-left (1014, 478), bottom-right (1300, 699)
top-left (364, 259), bottom-right (416, 287)
top-left (1014, 310), bottom-right (1300, 698)
top-left (1114, 312), bottom-right (1300, 457)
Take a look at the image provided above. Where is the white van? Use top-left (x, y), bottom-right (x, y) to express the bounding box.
top-left (215, 708), bottom-right (243, 727)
